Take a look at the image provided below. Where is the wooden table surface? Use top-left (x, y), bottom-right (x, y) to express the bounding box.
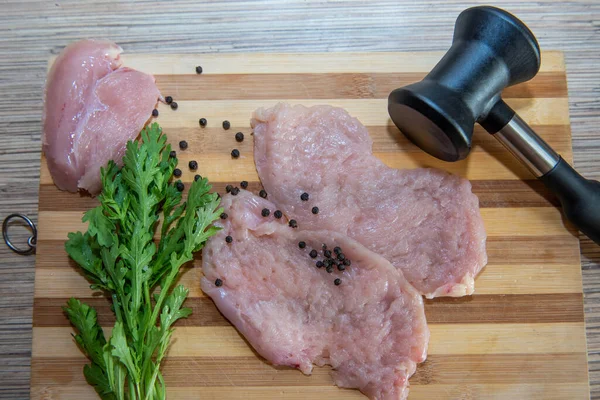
top-left (1, 1), bottom-right (599, 399)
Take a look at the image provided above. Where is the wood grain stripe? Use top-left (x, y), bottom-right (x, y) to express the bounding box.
top-left (30, 383), bottom-right (591, 400)
top-left (33, 260), bottom-right (583, 298)
top-left (31, 323), bottom-right (587, 358)
top-left (33, 235), bottom-right (582, 269)
top-left (37, 179), bottom-right (561, 212)
top-left (154, 72), bottom-right (567, 100)
top-left (31, 293), bottom-right (584, 327)
top-left (35, 207), bottom-right (578, 241)
top-left (150, 98), bottom-right (570, 128)
top-left (115, 51), bottom-right (566, 75)
top-left (30, 353), bottom-right (588, 387)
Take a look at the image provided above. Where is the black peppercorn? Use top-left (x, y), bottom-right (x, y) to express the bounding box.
top-left (316, 261), bottom-right (324, 268)
top-left (189, 160), bottom-right (198, 170)
top-left (334, 246), bottom-right (341, 255)
top-left (326, 265), bottom-right (333, 273)
top-left (194, 174), bottom-right (202, 181)
top-left (173, 168), bottom-right (182, 177)
top-left (274, 210), bottom-right (283, 219)
top-left (152, 109), bottom-right (159, 117)
top-left (334, 278), bottom-right (341, 286)
top-left (220, 213), bottom-right (228, 220)
top-left (231, 149), bottom-right (240, 158)
top-left (337, 264), bottom-right (346, 271)
top-left (223, 120), bottom-right (231, 130)
top-left (225, 235), bottom-right (233, 243)
top-left (337, 253), bottom-right (345, 261)
top-left (259, 190), bottom-right (268, 198)
top-left (169, 150), bottom-right (176, 158)
top-left (299, 241), bottom-right (306, 249)
top-left (309, 249), bottom-right (318, 258)
top-left (300, 192), bottom-right (309, 201)
top-left (289, 219), bottom-right (298, 228)
top-left (240, 180), bottom-right (248, 189)
top-left (261, 208), bottom-right (270, 217)
top-left (165, 96), bottom-right (173, 104)
top-left (235, 132), bottom-right (244, 142)
top-left (324, 250), bottom-right (332, 258)
top-left (199, 118), bottom-right (207, 127)
top-left (215, 278), bottom-right (223, 287)
top-left (231, 187), bottom-right (240, 196)
top-left (311, 206), bottom-right (319, 215)
top-left (195, 65), bottom-right (203, 74)
top-left (226, 185), bottom-right (233, 193)
top-left (175, 181), bottom-right (184, 192)
top-left (179, 140), bottom-right (188, 150)
top-left (170, 102), bottom-right (178, 110)
top-left (343, 259), bottom-right (351, 266)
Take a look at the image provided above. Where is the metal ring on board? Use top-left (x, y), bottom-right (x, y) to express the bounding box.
top-left (2, 213), bottom-right (37, 255)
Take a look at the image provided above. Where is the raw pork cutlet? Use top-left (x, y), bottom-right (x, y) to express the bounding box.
top-left (43, 39), bottom-right (160, 194)
top-left (202, 190), bottom-right (429, 400)
top-left (252, 103), bottom-right (487, 298)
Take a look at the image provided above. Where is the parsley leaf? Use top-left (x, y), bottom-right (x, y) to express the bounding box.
top-left (64, 123), bottom-right (222, 399)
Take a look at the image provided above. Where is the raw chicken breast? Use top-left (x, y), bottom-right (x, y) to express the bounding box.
top-left (202, 190), bottom-right (429, 400)
top-left (43, 39), bottom-right (160, 194)
top-left (252, 103), bottom-right (487, 298)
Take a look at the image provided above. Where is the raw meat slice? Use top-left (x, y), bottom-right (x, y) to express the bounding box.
top-left (252, 103), bottom-right (487, 298)
top-left (202, 190), bottom-right (429, 400)
top-left (43, 39), bottom-right (160, 194)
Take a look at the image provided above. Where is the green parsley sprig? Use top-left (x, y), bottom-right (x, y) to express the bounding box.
top-left (63, 123), bottom-right (222, 400)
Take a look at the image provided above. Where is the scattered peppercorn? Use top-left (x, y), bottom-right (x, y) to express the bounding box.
top-left (316, 261), bottom-right (324, 268)
top-left (215, 278), bottom-right (223, 287)
top-left (259, 190), bottom-right (268, 198)
top-left (324, 259), bottom-right (333, 267)
top-left (176, 181), bottom-right (184, 192)
top-left (289, 219), bottom-right (298, 228)
top-left (240, 180), bottom-right (248, 189)
top-left (337, 253), bottom-right (345, 261)
top-left (170, 102), bottom-right (178, 110)
top-left (343, 259), bottom-right (351, 266)
top-left (334, 278), bottom-right (341, 286)
top-left (324, 250), bottom-right (332, 258)
top-left (165, 96), bottom-right (173, 104)
top-left (173, 168), bottom-right (182, 177)
top-left (225, 235), bottom-right (233, 243)
top-left (226, 185), bottom-right (233, 193)
top-left (299, 241), bottom-right (306, 249)
top-left (152, 109), bottom-right (159, 117)
top-left (311, 206), bottom-right (319, 215)
top-left (231, 149), bottom-right (240, 158)
top-left (199, 118), bottom-right (207, 127)
top-left (309, 249), bottom-right (318, 258)
top-left (220, 213), bottom-right (228, 220)
top-left (326, 265), bottom-right (334, 273)
top-left (222, 120), bottom-right (231, 130)
top-left (194, 174), bottom-right (202, 181)
top-left (334, 246), bottom-right (342, 255)
top-left (300, 192), bottom-right (309, 201)
top-left (337, 264), bottom-right (346, 271)
top-left (179, 140), bottom-right (188, 150)
top-left (261, 208), bottom-right (270, 217)
top-left (322, 244), bottom-right (328, 250)
top-left (195, 65), bottom-right (203, 74)
top-left (231, 187), bottom-right (240, 196)
top-left (274, 210), bottom-right (283, 219)
top-left (169, 150), bottom-right (177, 158)
top-left (235, 132), bottom-right (244, 142)
top-left (189, 160), bottom-right (198, 170)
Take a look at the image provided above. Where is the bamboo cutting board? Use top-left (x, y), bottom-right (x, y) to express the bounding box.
top-left (31, 52), bottom-right (589, 399)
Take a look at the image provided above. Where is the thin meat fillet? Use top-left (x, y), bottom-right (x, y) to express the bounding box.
top-left (202, 190), bottom-right (429, 400)
top-left (43, 39), bottom-right (160, 194)
top-left (252, 103), bottom-right (487, 298)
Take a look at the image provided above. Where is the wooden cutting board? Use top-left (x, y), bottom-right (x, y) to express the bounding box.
top-left (30, 52), bottom-right (589, 399)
